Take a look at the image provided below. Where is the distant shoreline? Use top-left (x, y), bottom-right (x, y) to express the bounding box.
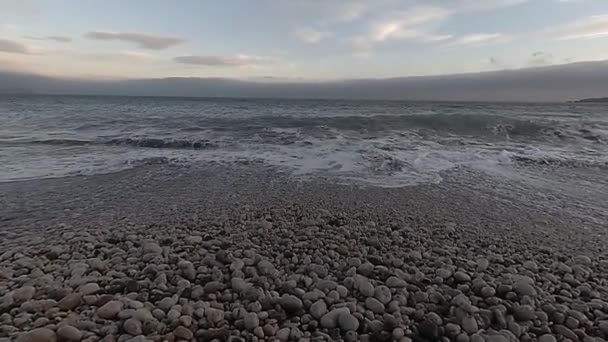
top-left (573, 97), bottom-right (608, 103)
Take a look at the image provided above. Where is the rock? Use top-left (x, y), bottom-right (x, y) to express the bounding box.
top-left (461, 315), bottom-right (478, 334)
top-left (185, 235), bottom-right (202, 244)
top-left (97, 300), bottom-right (123, 319)
top-left (338, 313), bottom-right (359, 331)
top-left (418, 320), bottom-right (440, 341)
top-left (316, 280), bottom-right (338, 291)
top-left (57, 293), bottom-right (81, 311)
top-left (79, 283), bottom-right (100, 295)
top-left (486, 335), bottom-right (509, 342)
top-left (143, 242), bottom-right (162, 254)
top-left (231, 278), bottom-right (250, 293)
top-left (205, 307), bottom-right (224, 325)
top-left (57, 325), bottom-right (82, 341)
top-left (513, 305), bottom-right (535, 321)
top-left (157, 297), bottom-right (177, 311)
top-left (374, 285), bottom-right (391, 305)
top-left (276, 328), bottom-right (290, 342)
top-left (354, 276), bottom-right (374, 297)
top-left (123, 318), bottom-right (143, 335)
top-left (174, 326), bottom-right (193, 340)
top-left (476, 259), bottom-right (489, 271)
top-left (244, 312), bottom-right (259, 330)
top-left (523, 261), bottom-right (538, 272)
top-left (386, 276), bottom-right (406, 288)
top-left (599, 321), bottom-right (608, 334)
top-left (320, 308), bottom-right (350, 329)
top-left (553, 325), bottom-right (578, 341)
top-left (513, 281), bottom-right (536, 297)
top-left (310, 300), bottom-right (327, 319)
top-left (203, 281), bottom-right (225, 293)
top-left (16, 328), bottom-right (56, 342)
top-left (257, 260), bottom-right (275, 275)
top-left (365, 297), bottom-right (385, 314)
top-left (538, 335), bottom-right (558, 342)
top-left (279, 294), bottom-right (303, 313)
top-left (12, 286), bottom-right (36, 303)
top-left (454, 271), bottom-right (471, 283)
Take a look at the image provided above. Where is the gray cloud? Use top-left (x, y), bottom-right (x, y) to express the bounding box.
top-left (24, 35), bottom-right (72, 43)
top-left (85, 31), bottom-right (185, 50)
top-left (47, 36), bottom-right (71, 43)
top-left (0, 38), bottom-right (30, 54)
top-left (174, 55), bottom-right (273, 67)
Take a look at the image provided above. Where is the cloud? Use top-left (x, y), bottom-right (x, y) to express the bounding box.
top-left (347, 6), bottom-right (451, 52)
top-left (85, 31), bottom-right (185, 50)
top-left (450, 33), bottom-right (509, 46)
top-left (0, 38), bottom-right (31, 54)
top-left (174, 54), bottom-right (275, 67)
top-left (294, 28), bottom-right (330, 44)
top-left (24, 35), bottom-right (72, 43)
top-left (557, 15), bottom-right (608, 40)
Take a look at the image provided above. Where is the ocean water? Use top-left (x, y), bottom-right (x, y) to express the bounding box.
top-left (1, 95), bottom-right (607, 189)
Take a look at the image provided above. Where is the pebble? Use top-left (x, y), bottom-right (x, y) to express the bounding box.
top-left (16, 328), bottom-right (56, 342)
top-left (173, 326), bottom-right (193, 340)
top-left (57, 325), bottom-right (82, 341)
top-left (538, 335), bottom-right (558, 342)
top-left (365, 297), bottom-right (385, 314)
top-left (97, 300), bottom-right (123, 319)
top-left (310, 300), bottom-right (327, 319)
top-left (12, 286), bottom-right (36, 303)
top-left (279, 294), bottom-right (303, 312)
top-left (123, 318), bottom-right (143, 335)
top-left (244, 312), bottom-right (259, 330)
top-left (338, 313), bottom-right (360, 331)
top-left (57, 293), bottom-right (82, 311)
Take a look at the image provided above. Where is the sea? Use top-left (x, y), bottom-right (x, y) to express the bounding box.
top-left (1, 95), bottom-right (607, 215)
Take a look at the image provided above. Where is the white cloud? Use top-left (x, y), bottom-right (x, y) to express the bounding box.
top-left (346, 6), bottom-right (451, 53)
top-left (557, 15), bottom-right (608, 40)
top-left (0, 38), bottom-right (31, 54)
top-left (174, 54), bottom-right (275, 67)
top-left (294, 28), bottom-right (330, 44)
top-left (85, 31), bottom-right (185, 50)
top-left (450, 33), bottom-right (509, 46)
top-left (24, 35), bottom-right (72, 43)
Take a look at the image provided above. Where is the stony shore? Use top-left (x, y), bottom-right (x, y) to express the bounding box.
top-left (1, 164), bottom-right (607, 342)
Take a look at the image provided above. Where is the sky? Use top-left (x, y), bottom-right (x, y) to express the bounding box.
top-left (1, 0), bottom-right (608, 80)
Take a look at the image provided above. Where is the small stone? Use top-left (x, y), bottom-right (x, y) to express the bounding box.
top-left (123, 318), bottom-right (143, 335)
top-left (513, 281), bottom-right (536, 297)
top-left (476, 259), bottom-right (489, 271)
top-left (231, 278), bottom-right (250, 293)
top-left (486, 335), bottom-right (509, 342)
top-left (553, 325), bottom-right (578, 341)
top-left (374, 285), bottom-right (392, 305)
top-left (157, 297), bottom-right (177, 311)
top-left (79, 283), bottom-right (100, 296)
top-left (461, 316), bottom-right (478, 334)
top-left (365, 297), bottom-right (385, 314)
top-left (244, 312), bottom-right (259, 330)
top-left (338, 314), bottom-right (359, 331)
top-left (320, 308), bottom-right (350, 329)
top-left (454, 272), bottom-right (471, 283)
top-left (418, 320), bottom-right (440, 341)
top-left (143, 242), bottom-right (162, 254)
top-left (513, 305), bottom-right (535, 321)
top-left (57, 325), bottom-right (82, 341)
top-left (276, 328), bottom-right (290, 342)
top-left (445, 323), bottom-right (461, 337)
top-left (392, 328), bottom-right (405, 339)
top-left (205, 307), bottom-right (224, 325)
top-left (386, 276), bottom-right (407, 288)
top-left (185, 235), bottom-right (202, 244)
top-left (16, 328), bottom-right (56, 342)
top-left (310, 300), bottom-right (327, 319)
top-left (538, 334), bottom-right (558, 342)
top-left (97, 300), bottom-right (123, 319)
top-left (599, 321), bottom-right (608, 334)
top-left (57, 293), bottom-right (81, 311)
top-left (523, 261), bottom-right (538, 272)
top-left (174, 326), bottom-right (193, 340)
top-left (12, 286), bottom-right (36, 303)
top-left (279, 294), bottom-right (303, 313)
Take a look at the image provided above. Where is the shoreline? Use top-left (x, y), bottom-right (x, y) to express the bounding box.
top-left (1, 164), bottom-right (607, 341)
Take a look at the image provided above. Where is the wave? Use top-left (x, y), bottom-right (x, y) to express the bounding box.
top-left (199, 113), bottom-right (546, 137)
top-left (4, 138), bottom-right (219, 150)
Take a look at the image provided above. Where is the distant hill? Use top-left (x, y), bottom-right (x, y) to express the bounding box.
top-left (0, 88), bottom-right (36, 95)
top-left (574, 97), bottom-right (608, 103)
top-left (1, 60), bottom-right (608, 102)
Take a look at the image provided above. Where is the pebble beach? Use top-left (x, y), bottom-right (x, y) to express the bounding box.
top-left (1, 164), bottom-right (607, 342)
